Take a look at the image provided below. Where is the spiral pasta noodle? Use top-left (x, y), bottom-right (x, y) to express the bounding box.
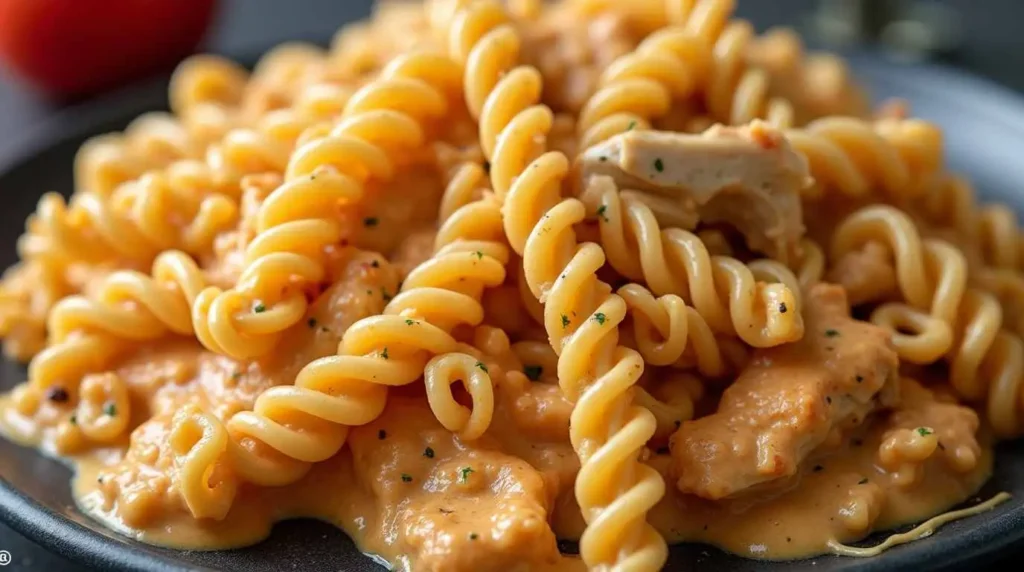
top-left (193, 51), bottom-right (463, 359)
top-left (785, 117), bottom-right (940, 200)
top-left (425, 351), bottom-right (495, 441)
top-left (184, 241), bottom-right (507, 493)
top-left (831, 205), bottom-right (967, 362)
top-left (705, 19), bottom-right (795, 127)
top-left (580, 180), bottom-right (804, 347)
top-left (12, 251), bottom-right (205, 417)
top-left (451, 2), bottom-right (669, 568)
top-left (1, 1), bottom-right (1019, 568)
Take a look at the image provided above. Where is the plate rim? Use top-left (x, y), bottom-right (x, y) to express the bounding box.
top-left (2, 51), bottom-right (1024, 572)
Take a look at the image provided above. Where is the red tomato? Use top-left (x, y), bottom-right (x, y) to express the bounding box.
top-left (0, 0), bottom-right (218, 98)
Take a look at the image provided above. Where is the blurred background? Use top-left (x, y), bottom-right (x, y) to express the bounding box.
top-left (0, 0), bottom-right (1021, 569)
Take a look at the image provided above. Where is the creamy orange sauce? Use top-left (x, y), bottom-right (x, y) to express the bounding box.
top-left (649, 380), bottom-right (993, 559)
top-left (0, 333), bottom-right (997, 571)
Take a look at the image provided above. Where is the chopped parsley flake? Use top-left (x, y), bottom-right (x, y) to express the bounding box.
top-left (596, 205), bottom-right (609, 222)
top-left (917, 427), bottom-right (934, 437)
top-left (459, 466), bottom-right (474, 483)
top-left (474, 251), bottom-right (484, 260)
top-left (401, 473), bottom-right (413, 483)
top-left (405, 319), bottom-right (416, 326)
top-left (593, 312), bottom-right (607, 325)
top-left (523, 365), bottom-right (543, 381)
top-left (363, 217), bottom-right (379, 227)
top-left (626, 120), bottom-right (637, 131)
top-left (476, 362), bottom-right (488, 372)
top-left (69, 414), bottom-right (77, 425)
top-left (424, 447), bottom-right (435, 458)
top-left (653, 158), bottom-right (664, 172)
top-left (253, 302), bottom-right (266, 313)
top-left (825, 329), bottom-right (840, 338)
top-left (103, 402), bottom-right (117, 417)
top-left (561, 314), bottom-right (570, 328)
top-left (381, 347), bottom-right (389, 360)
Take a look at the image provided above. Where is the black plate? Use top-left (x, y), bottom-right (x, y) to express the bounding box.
top-left (2, 53), bottom-right (1024, 572)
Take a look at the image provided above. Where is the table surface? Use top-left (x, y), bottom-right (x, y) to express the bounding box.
top-left (1, 0), bottom-right (1023, 570)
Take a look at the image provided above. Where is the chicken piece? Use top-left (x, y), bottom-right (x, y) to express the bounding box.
top-left (580, 121), bottom-right (811, 262)
top-left (349, 398), bottom-right (560, 572)
top-left (826, 241), bottom-right (899, 306)
top-left (670, 283), bottom-right (900, 500)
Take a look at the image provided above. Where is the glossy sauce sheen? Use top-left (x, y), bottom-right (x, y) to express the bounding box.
top-left (0, 337), bottom-right (993, 570)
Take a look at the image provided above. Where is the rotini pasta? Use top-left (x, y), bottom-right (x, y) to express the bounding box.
top-left (0, 2), bottom-right (1017, 571)
top-left (193, 51), bottom-right (463, 359)
top-left (452, 2), bottom-right (668, 568)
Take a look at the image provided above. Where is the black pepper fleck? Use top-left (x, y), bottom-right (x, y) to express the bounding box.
top-left (46, 386), bottom-right (69, 403)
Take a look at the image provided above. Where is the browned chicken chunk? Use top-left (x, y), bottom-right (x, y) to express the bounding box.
top-left (670, 284), bottom-right (900, 500)
top-left (579, 121), bottom-right (811, 262)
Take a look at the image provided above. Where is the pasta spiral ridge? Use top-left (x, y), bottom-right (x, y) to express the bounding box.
top-left (705, 19), bottom-right (795, 128)
top-left (452, 2), bottom-right (667, 569)
top-left (581, 182), bottom-right (804, 347)
top-left (873, 290), bottom-right (1024, 439)
top-left (181, 243), bottom-right (508, 498)
top-left (920, 173), bottom-right (1024, 274)
top-left (17, 251), bottom-right (204, 413)
top-left (193, 52), bottom-right (463, 359)
top-left (425, 350), bottom-right (495, 441)
top-left (576, 17), bottom-right (713, 149)
top-left (786, 117), bottom-right (935, 200)
top-left (832, 205), bottom-right (967, 363)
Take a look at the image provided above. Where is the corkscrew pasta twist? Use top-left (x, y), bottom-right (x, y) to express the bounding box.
top-left (185, 242), bottom-right (508, 495)
top-left (831, 205), bottom-right (967, 362)
top-left (576, 14), bottom-right (713, 148)
top-left (451, 2), bottom-right (668, 569)
top-left (580, 181), bottom-right (804, 347)
top-left (193, 52), bottom-right (463, 359)
top-left (425, 351), bottom-right (495, 441)
top-left (785, 117), bottom-right (934, 200)
top-left (872, 290), bottom-right (1024, 439)
top-left (920, 173), bottom-right (1024, 273)
top-left (11, 251), bottom-right (204, 422)
top-left (169, 54), bottom-right (249, 117)
top-left (705, 19), bottom-right (795, 127)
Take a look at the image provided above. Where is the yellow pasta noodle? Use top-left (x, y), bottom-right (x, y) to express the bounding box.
top-left (450, 1), bottom-right (668, 568)
top-left (193, 51), bottom-right (463, 359)
top-left (0, 2), bottom-right (1019, 571)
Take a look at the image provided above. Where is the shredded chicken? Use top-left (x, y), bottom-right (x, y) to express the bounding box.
top-left (670, 284), bottom-right (900, 500)
top-left (580, 122), bottom-right (811, 262)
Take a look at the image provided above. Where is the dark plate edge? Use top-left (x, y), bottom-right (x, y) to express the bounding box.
top-left (0, 51), bottom-right (1023, 571)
